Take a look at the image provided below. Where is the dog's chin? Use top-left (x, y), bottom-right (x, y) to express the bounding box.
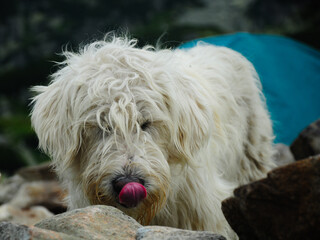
top-left (121, 190), bottom-right (167, 225)
top-left (84, 175), bottom-right (168, 225)
top-left (91, 191), bottom-right (166, 225)
top-left (114, 198), bottom-right (149, 221)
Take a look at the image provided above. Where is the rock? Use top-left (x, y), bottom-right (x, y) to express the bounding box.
top-left (1, 205), bottom-right (142, 239)
top-left (0, 166), bottom-right (66, 226)
top-left (137, 226), bottom-right (226, 240)
top-left (290, 119), bottom-right (320, 160)
top-left (9, 181), bottom-right (67, 214)
top-left (222, 155), bottom-right (320, 240)
top-left (0, 162), bottom-right (66, 215)
top-left (0, 221), bottom-right (29, 240)
top-left (0, 204), bottom-right (53, 226)
top-left (274, 143), bottom-right (295, 167)
top-left (1, 205), bottom-right (227, 240)
top-left (35, 205), bottom-right (142, 240)
top-left (16, 162), bottom-right (57, 181)
top-left (0, 174), bottom-right (24, 204)
top-left (0, 221), bottom-right (78, 240)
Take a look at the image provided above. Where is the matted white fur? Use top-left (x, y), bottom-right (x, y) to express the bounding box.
top-left (31, 35), bottom-right (275, 239)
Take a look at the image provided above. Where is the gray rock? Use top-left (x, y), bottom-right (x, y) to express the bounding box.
top-left (290, 119), bottom-right (320, 160)
top-left (0, 204), bottom-right (53, 226)
top-left (35, 205), bottom-right (142, 240)
top-left (0, 175), bottom-right (24, 204)
top-left (0, 221), bottom-right (29, 240)
top-left (1, 203), bottom-right (228, 240)
top-left (0, 163), bottom-right (66, 214)
top-left (16, 162), bottom-right (57, 181)
top-left (0, 221), bottom-right (78, 240)
top-left (8, 180), bottom-right (67, 214)
top-left (137, 226), bottom-right (226, 240)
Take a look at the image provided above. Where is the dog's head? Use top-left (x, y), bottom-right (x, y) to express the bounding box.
top-left (31, 36), bottom-right (212, 223)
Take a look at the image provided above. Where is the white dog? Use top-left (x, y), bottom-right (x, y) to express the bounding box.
top-left (31, 35), bottom-right (275, 239)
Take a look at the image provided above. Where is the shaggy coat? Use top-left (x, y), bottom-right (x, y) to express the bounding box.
top-left (31, 36), bottom-right (275, 239)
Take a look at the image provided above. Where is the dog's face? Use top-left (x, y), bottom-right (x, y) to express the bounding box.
top-left (31, 38), bottom-right (212, 224)
top-left (76, 68), bottom-right (173, 223)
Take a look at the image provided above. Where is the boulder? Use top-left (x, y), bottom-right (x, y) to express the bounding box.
top-left (0, 204), bottom-right (53, 226)
top-left (0, 174), bottom-right (24, 204)
top-left (9, 181), bottom-right (67, 214)
top-left (0, 222), bottom-right (30, 240)
top-left (0, 162), bottom-right (66, 219)
top-left (222, 155), bottom-right (320, 240)
top-left (0, 163), bottom-right (66, 226)
top-left (1, 205), bottom-right (142, 240)
top-left (290, 119), bottom-right (320, 160)
top-left (0, 221), bottom-right (78, 240)
top-left (35, 205), bottom-right (142, 240)
top-left (137, 226), bottom-right (226, 240)
top-left (16, 162), bottom-right (57, 181)
top-left (0, 206), bottom-right (227, 240)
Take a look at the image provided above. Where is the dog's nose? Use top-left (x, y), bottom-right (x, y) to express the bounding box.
top-left (112, 176), bottom-right (147, 208)
top-left (112, 176), bottom-right (144, 194)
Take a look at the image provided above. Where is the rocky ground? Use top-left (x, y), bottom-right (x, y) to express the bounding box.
top-left (0, 119), bottom-right (319, 239)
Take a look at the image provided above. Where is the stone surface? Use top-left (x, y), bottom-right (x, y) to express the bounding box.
top-left (0, 162), bottom-right (66, 216)
top-left (274, 143), bottom-right (295, 167)
top-left (0, 166), bottom-right (66, 226)
top-left (35, 205), bottom-right (142, 240)
top-left (0, 221), bottom-right (30, 240)
top-left (137, 226), bottom-right (226, 240)
top-left (16, 162), bottom-right (57, 181)
top-left (222, 155), bottom-right (320, 240)
top-left (9, 181), bottom-right (67, 214)
top-left (0, 205), bottom-right (227, 240)
top-left (1, 205), bottom-right (143, 239)
top-left (290, 119), bottom-right (320, 160)
top-left (0, 221), bottom-right (78, 240)
top-left (0, 174), bottom-right (24, 204)
top-left (0, 204), bottom-right (53, 226)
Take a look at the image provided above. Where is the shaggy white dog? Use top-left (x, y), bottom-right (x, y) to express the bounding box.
top-left (31, 35), bottom-right (275, 239)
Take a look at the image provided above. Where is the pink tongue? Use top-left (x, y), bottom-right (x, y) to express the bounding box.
top-left (119, 182), bottom-right (147, 208)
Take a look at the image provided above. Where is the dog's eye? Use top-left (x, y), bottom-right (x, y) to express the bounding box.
top-left (106, 125), bottom-right (112, 132)
top-left (100, 125), bottom-right (112, 137)
top-left (141, 121), bottom-right (151, 131)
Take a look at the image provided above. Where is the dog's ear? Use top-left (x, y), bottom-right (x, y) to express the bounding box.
top-left (167, 76), bottom-right (213, 165)
top-left (31, 77), bottom-right (82, 173)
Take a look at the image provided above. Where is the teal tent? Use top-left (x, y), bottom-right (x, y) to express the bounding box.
top-left (180, 33), bottom-right (320, 145)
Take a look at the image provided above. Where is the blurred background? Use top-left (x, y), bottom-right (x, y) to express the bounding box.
top-left (1, 0), bottom-right (319, 177)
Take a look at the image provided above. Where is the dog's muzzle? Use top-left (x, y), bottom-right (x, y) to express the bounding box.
top-left (112, 176), bottom-right (147, 208)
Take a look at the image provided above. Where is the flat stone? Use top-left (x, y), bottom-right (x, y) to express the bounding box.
top-left (35, 205), bottom-right (142, 240)
top-left (0, 221), bottom-right (78, 240)
top-left (136, 226), bottom-right (226, 240)
top-left (9, 181), bottom-right (67, 214)
top-left (0, 221), bottom-right (29, 240)
top-left (0, 204), bottom-right (53, 226)
top-left (222, 155), bottom-right (320, 240)
top-left (16, 162), bottom-right (57, 181)
top-left (0, 175), bottom-right (24, 204)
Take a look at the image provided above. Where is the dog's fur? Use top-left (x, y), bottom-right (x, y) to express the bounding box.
top-left (31, 35), bottom-right (275, 239)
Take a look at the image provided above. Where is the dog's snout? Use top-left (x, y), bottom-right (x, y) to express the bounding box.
top-left (112, 176), bottom-right (145, 194)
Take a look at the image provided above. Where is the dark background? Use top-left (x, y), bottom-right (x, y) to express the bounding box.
top-left (1, 0), bottom-right (319, 176)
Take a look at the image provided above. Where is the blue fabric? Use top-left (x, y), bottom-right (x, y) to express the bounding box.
top-left (179, 32), bottom-right (320, 145)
